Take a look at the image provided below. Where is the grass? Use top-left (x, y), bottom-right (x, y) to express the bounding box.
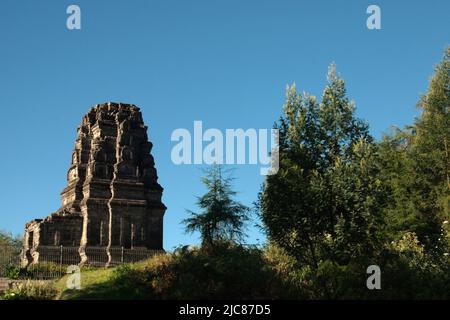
top-left (56, 268), bottom-right (115, 300)
top-left (53, 245), bottom-right (281, 300)
top-left (54, 254), bottom-right (169, 300)
top-left (7, 242), bottom-right (450, 300)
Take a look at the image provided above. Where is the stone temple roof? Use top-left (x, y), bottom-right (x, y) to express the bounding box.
top-left (22, 103), bottom-right (166, 266)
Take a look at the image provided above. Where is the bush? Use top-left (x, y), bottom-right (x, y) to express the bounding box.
top-left (5, 265), bottom-right (22, 279)
top-left (2, 262), bottom-right (65, 280)
top-left (0, 242), bottom-right (21, 277)
top-left (106, 264), bottom-right (150, 299)
top-left (264, 244), bottom-right (372, 299)
top-left (144, 242), bottom-right (282, 299)
top-left (26, 262), bottom-right (64, 279)
top-left (57, 241), bottom-right (450, 300)
top-left (263, 244), bottom-right (311, 299)
top-left (1, 280), bottom-right (57, 300)
top-left (61, 242), bottom-right (292, 300)
top-left (263, 241), bottom-right (450, 299)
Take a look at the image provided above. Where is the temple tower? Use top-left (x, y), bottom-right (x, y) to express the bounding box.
top-left (23, 103), bottom-right (166, 265)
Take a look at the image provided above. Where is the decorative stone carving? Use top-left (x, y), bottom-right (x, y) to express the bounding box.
top-left (22, 103), bottom-right (166, 266)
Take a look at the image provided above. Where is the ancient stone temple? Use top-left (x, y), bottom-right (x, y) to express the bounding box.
top-left (22, 103), bottom-right (166, 266)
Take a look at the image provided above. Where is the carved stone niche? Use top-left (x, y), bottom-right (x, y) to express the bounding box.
top-left (93, 164), bottom-right (108, 179)
top-left (118, 162), bottom-right (136, 178)
top-left (119, 133), bottom-right (131, 146)
top-left (121, 147), bottom-right (133, 161)
top-left (68, 167), bottom-right (78, 181)
top-left (119, 119), bottom-right (131, 131)
top-left (93, 150), bottom-right (107, 163)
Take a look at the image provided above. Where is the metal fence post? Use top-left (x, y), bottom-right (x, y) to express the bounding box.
top-left (60, 245), bottom-right (63, 267)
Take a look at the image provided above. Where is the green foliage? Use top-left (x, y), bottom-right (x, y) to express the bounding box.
top-left (258, 49), bottom-right (450, 299)
top-left (3, 263), bottom-right (64, 280)
top-left (57, 243), bottom-right (303, 300)
top-left (260, 64), bottom-right (383, 267)
top-left (328, 141), bottom-right (386, 262)
top-left (1, 280), bottom-right (57, 300)
top-left (183, 165), bottom-right (250, 249)
top-left (0, 230), bottom-right (22, 248)
top-left (145, 243), bottom-right (274, 299)
top-left (5, 265), bottom-right (22, 279)
top-left (380, 48), bottom-right (450, 251)
top-left (52, 241), bottom-right (450, 300)
top-left (26, 262), bottom-right (65, 279)
top-left (0, 233), bottom-right (22, 277)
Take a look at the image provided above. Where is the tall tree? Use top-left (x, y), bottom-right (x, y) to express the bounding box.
top-left (380, 48), bottom-right (450, 250)
top-left (183, 165), bottom-right (249, 248)
top-left (260, 64), bottom-right (383, 267)
top-left (328, 140), bottom-right (385, 260)
top-left (318, 63), bottom-right (372, 168)
top-left (413, 48), bottom-right (450, 243)
top-left (415, 48), bottom-right (450, 192)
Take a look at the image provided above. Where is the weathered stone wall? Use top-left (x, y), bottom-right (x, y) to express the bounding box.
top-left (22, 103), bottom-right (166, 266)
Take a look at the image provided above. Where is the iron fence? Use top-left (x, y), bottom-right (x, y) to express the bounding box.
top-left (0, 245), bottom-right (21, 278)
top-left (0, 245), bottom-right (164, 280)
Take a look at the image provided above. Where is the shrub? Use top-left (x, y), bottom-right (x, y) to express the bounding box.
top-left (56, 241), bottom-right (450, 300)
top-left (5, 265), bottom-right (22, 279)
top-left (106, 264), bottom-right (150, 299)
top-left (1, 280), bottom-right (57, 300)
top-left (62, 243), bottom-right (291, 300)
top-left (26, 262), bottom-right (64, 279)
top-left (142, 242), bottom-right (282, 299)
top-left (263, 244), bottom-right (310, 299)
top-left (4, 262), bottom-right (65, 280)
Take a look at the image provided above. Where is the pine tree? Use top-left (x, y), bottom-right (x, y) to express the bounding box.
top-left (183, 165), bottom-right (249, 249)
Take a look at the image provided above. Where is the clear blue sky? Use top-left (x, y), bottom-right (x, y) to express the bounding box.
top-left (0, 0), bottom-right (448, 250)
